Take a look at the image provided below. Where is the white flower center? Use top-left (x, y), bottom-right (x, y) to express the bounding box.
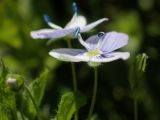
top-left (66, 16), bottom-right (87, 29)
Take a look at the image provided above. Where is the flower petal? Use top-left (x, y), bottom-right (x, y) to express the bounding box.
top-left (88, 52), bottom-right (130, 62)
top-left (81, 18), bottom-right (108, 32)
top-left (49, 49), bottom-right (129, 63)
top-left (85, 34), bottom-right (100, 50)
top-left (99, 31), bottom-right (129, 53)
top-left (47, 22), bottom-right (63, 29)
top-left (30, 28), bottom-right (78, 39)
top-left (65, 14), bottom-right (87, 29)
top-left (84, 32), bottom-right (105, 50)
top-left (49, 48), bottom-right (87, 62)
top-left (65, 13), bottom-right (77, 28)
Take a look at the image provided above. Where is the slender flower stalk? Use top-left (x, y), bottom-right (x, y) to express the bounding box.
top-left (129, 53), bottom-right (148, 120)
top-left (129, 59), bottom-right (138, 120)
top-left (66, 39), bottom-right (78, 120)
top-left (24, 85), bottom-right (41, 120)
top-left (71, 62), bottom-right (77, 92)
top-left (87, 67), bottom-right (98, 120)
top-left (134, 98), bottom-right (138, 120)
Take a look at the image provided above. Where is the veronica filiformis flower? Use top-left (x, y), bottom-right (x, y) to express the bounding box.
top-left (30, 2), bottom-right (108, 42)
top-left (49, 31), bottom-right (130, 67)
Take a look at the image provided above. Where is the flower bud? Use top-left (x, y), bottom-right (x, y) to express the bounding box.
top-left (136, 53), bottom-right (148, 72)
top-left (6, 74), bottom-right (24, 91)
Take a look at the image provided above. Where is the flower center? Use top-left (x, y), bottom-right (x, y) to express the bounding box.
top-left (86, 50), bottom-right (102, 57)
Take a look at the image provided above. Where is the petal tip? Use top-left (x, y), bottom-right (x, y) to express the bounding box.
top-left (103, 18), bottom-right (109, 21)
top-left (122, 52), bottom-right (130, 60)
top-left (30, 31), bottom-right (38, 39)
top-left (48, 51), bottom-right (52, 56)
top-left (49, 51), bottom-right (57, 57)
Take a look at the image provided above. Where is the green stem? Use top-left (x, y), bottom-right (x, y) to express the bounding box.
top-left (134, 98), bottom-right (138, 120)
top-left (71, 62), bottom-right (77, 92)
top-left (128, 57), bottom-right (138, 120)
top-left (20, 109), bottom-right (25, 120)
top-left (24, 86), bottom-right (41, 120)
top-left (66, 40), bottom-right (78, 120)
top-left (71, 61), bottom-right (78, 120)
top-left (87, 67), bottom-right (98, 120)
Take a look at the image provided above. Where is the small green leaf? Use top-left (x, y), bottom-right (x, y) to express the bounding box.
top-left (55, 92), bottom-right (86, 120)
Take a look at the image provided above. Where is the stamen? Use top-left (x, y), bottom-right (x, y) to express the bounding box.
top-left (74, 27), bottom-right (80, 38)
top-left (98, 32), bottom-right (105, 37)
top-left (72, 2), bottom-right (78, 14)
top-left (77, 33), bottom-right (90, 50)
top-left (43, 14), bottom-right (51, 23)
top-left (95, 32), bottom-right (105, 49)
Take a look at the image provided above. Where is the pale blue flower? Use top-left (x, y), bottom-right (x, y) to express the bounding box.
top-left (49, 31), bottom-right (130, 65)
top-left (30, 3), bottom-right (108, 41)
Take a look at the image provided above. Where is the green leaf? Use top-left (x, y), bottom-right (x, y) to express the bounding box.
top-left (0, 60), bottom-right (17, 120)
top-left (29, 69), bottom-right (50, 105)
top-left (55, 92), bottom-right (86, 120)
top-left (0, 91), bottom-right (17, 120)
top-left (22, 69), bottom-right (50, 119)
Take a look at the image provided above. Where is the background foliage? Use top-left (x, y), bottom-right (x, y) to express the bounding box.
top-left (0, 0), bottom-right (160, 120)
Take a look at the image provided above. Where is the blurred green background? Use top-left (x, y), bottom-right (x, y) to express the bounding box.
top-left (0, 0), bottom-right (160, 120)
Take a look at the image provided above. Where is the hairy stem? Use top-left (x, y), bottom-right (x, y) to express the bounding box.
top-left (24, 85), bottom-right (41, 120)
top-left (20, 109), bottom-right (25, 120)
